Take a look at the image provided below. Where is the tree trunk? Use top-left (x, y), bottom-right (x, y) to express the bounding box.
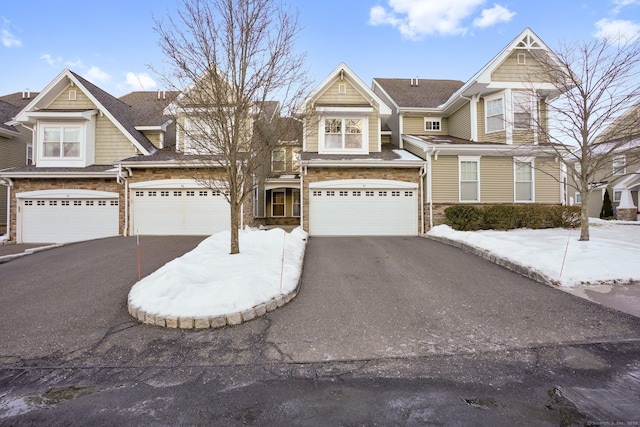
top-left (579, 193), bottom-right (590, 241)
top-left (230, 201), bottom-right (240, 254)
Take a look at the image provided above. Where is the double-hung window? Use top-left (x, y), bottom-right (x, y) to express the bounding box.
top-left (272, 190), bottom-right (285, 217)
top-left (513, 92), bottom-right (533, 130)
top-left (613, 155), bottom-right (626, 175)
top-left (485, 95), bottom-right (505, 133)
top-left (459, 157), bottom-right (480, 202)
top-left (271, 149), bottom-right (286, 172)
top-left (320, 117), bottom-right (366, 153)
top-left (42, 125), bottom-right (81, 158)
top-left (514, 158), bottom-right (534, 202)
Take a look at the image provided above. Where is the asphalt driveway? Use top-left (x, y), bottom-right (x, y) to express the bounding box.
top-left (2, 235), bottom-right (640, 424)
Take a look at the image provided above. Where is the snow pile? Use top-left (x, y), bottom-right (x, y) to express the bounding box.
top-left (128, 227), bottom-right (307, 318)
top-left (428, 219), bottom-right (640, 287)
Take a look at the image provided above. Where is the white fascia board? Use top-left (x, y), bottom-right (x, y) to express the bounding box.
top-left (14, 69), bottom-right (72, 123)
top-left (315, 106), bottom-right (374, 113)
top-left (25, 110), bottom-right (98, 120)
top-left (1, 171), bottom-right (119, 179)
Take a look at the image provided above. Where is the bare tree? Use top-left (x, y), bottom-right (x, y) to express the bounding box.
top-left (530, 34), bottom-right (640, 241)
top-left (154, 0), bottom-right (308, 253)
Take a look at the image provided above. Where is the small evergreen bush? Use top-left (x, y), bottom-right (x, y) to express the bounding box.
top-left (444, 205), bottom-right (483, 231)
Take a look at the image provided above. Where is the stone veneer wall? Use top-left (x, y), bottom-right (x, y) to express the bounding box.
top-left (301, 167), bottom-right (422, 233)
top-left (616, 207), bottom-right (638, 222)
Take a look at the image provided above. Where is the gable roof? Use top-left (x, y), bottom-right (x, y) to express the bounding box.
top-left (14, 69), bottom-right (157, 155)
top-left (304, 62), bottom-right (392, 115)
top-left (372, 78), bottom-right (464, 110)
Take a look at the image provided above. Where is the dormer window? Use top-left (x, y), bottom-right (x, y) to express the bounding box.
top-left (43, 125), bottom-right (82, 158)
top-left (485, 94), bottom-right (505, 133)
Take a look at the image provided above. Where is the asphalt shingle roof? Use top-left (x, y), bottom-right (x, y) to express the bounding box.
top-left (0, 92), bottom-right (40, 110)
top-left (69, 71), bottom-right (158, 155)
top-left (374, 78), bottom-right (465, 109)
top-left (0, 100), bottom-right (19, 133)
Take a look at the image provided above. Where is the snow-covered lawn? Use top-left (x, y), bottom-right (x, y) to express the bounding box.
top-left (427, 219), bottom-right (640, 288)
top-left (128, 227), bottom-right (307, 319)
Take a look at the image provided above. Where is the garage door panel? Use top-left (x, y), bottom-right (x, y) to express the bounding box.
top-left (132, 189), bottom-right (230, 235)
top-left (309, 186), bottom-right (418, 236)
top-left (20, 198), bottom-right (119, 243)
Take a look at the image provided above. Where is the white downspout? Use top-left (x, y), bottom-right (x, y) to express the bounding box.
top-left (426, 147), bottom-right (434, 229)
top-left (419, 163), bottom-right (426, 234)
top-left (300, 165), bottom-right (305, 233)
top-left (0, 178), bottom-right (13, 240)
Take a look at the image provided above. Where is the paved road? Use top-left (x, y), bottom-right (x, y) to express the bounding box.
top-left (1, 236), bottom-right (640, 425)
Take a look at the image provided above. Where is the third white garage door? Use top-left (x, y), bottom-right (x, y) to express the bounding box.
top-left (130, 179), bottom-right (230, 235)
top-left (309, 179), bottom-right (418, 236)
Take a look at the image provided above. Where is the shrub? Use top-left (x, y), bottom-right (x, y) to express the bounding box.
top-left (600, 189), bottom-right (614, 219)
top-left (444, 204), bottom-right (582, 231)
top-left (444, 205), bottom-right (483, 231)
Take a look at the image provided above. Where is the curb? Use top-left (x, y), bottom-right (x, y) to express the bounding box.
top-left (127, 237), bottom-right (308, 330)
top-left (0, 244), bottom-right (63, 264)
top-left (425, 234), bottom-right (556, 287)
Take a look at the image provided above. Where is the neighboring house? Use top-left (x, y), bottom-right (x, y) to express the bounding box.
top-left (566, 101), bottom-right (640, 220)
top-left (0, 98), bottom-right (32, 235)
top-left (372, 27), bottom-right (566, 229)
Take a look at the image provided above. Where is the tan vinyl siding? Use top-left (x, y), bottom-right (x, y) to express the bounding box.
top-left (317, 79), bottom-right (368, 105)
top-left (403, 116), bottom-right (449, 135)
top-left (448, 103), bottom-right (471, 140)
top-left (403, 140), bottom-right (426, 159)
top-left (491, 50), bottom-right (548, 83)
top-left (47, 86), bottom-right (95, 109)
top-left (480, 157), bottom-right (514, 203)
top-left (94, 115), bottom-right (138, 163)
top-left (535, 157), bottom-right (562, 203)
top-left (368, 112), bottom-right (379, 152)
top-left (431, 155), bottom-right (459, 203)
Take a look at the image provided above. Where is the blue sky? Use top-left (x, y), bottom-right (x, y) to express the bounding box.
top-left (1, 0), bottom-right (639, 98)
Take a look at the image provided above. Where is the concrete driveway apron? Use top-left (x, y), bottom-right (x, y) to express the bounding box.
top-left (265, 236), bottom-right (640, 363)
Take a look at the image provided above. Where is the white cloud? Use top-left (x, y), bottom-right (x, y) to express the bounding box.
top-left (594, 18), bottom-right (640, 43)
top-left (40, 53), bottom-right (62, 67)
top-left (473, 4), bottom-right (516, 28)
top-left (83, 66), bottom-right (111, 85)
top-left (369, 0), bottom-right (513, 39)
top-left (1, 28), bottom-right (21, 48)
top-left (125, 72), bottom-right (157, 91)
top-left (611, 0), bottom-right (640, 14)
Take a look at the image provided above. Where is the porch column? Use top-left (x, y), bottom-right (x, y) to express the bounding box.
top-left (616, 189), bottom-right (637, 221)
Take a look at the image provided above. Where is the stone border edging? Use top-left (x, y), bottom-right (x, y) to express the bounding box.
top-left (424, 234), bottom-right (556, 287)
top-left (127, 241), bottom-right (308, 329)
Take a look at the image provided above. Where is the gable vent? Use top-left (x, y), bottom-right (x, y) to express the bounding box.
top-left (69, 90), bottom-right (77, 101)
top-left (338, 83), bottom-right (346, 94)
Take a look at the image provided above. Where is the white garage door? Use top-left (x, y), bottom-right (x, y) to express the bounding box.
top-left (130, 179), bottom-right (230, 235)
top-left (17, 190), bottom-right (119, 243)
top-left (309, 179), bottom-right (418, 236)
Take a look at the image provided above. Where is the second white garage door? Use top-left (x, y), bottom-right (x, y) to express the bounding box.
top-left (130, 179), bottom-right (230, 235)
top-left (309, 179), bottom-right (418, 236)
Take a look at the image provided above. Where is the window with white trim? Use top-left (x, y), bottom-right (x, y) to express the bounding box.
top-left (514, 158), bottom-right (534, 202)
top-left (485, 95), bottom-right (505, 133)
top-left (272, 190), bottom-right (285, 217)
top-left (575, 192), bottom-right (582, 204)
top-left (613, 155), bottom-right (626, 175)
top-left (613, 190), bottom-right (622, 203)
top-left (459, 157), bottom-right (480, 202)
top-left (183, 117), bottom-right (222, 155)
top-left (26, 144), bottom-right (33, 165)
top-left (42, 125), bottom-right (82, 158)
top-left (319, 117), bottom-right (366, 153)
top-left (271, 149), bottom-right (286, 172)
top-left (424, 118), bottom-right (441, 131)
